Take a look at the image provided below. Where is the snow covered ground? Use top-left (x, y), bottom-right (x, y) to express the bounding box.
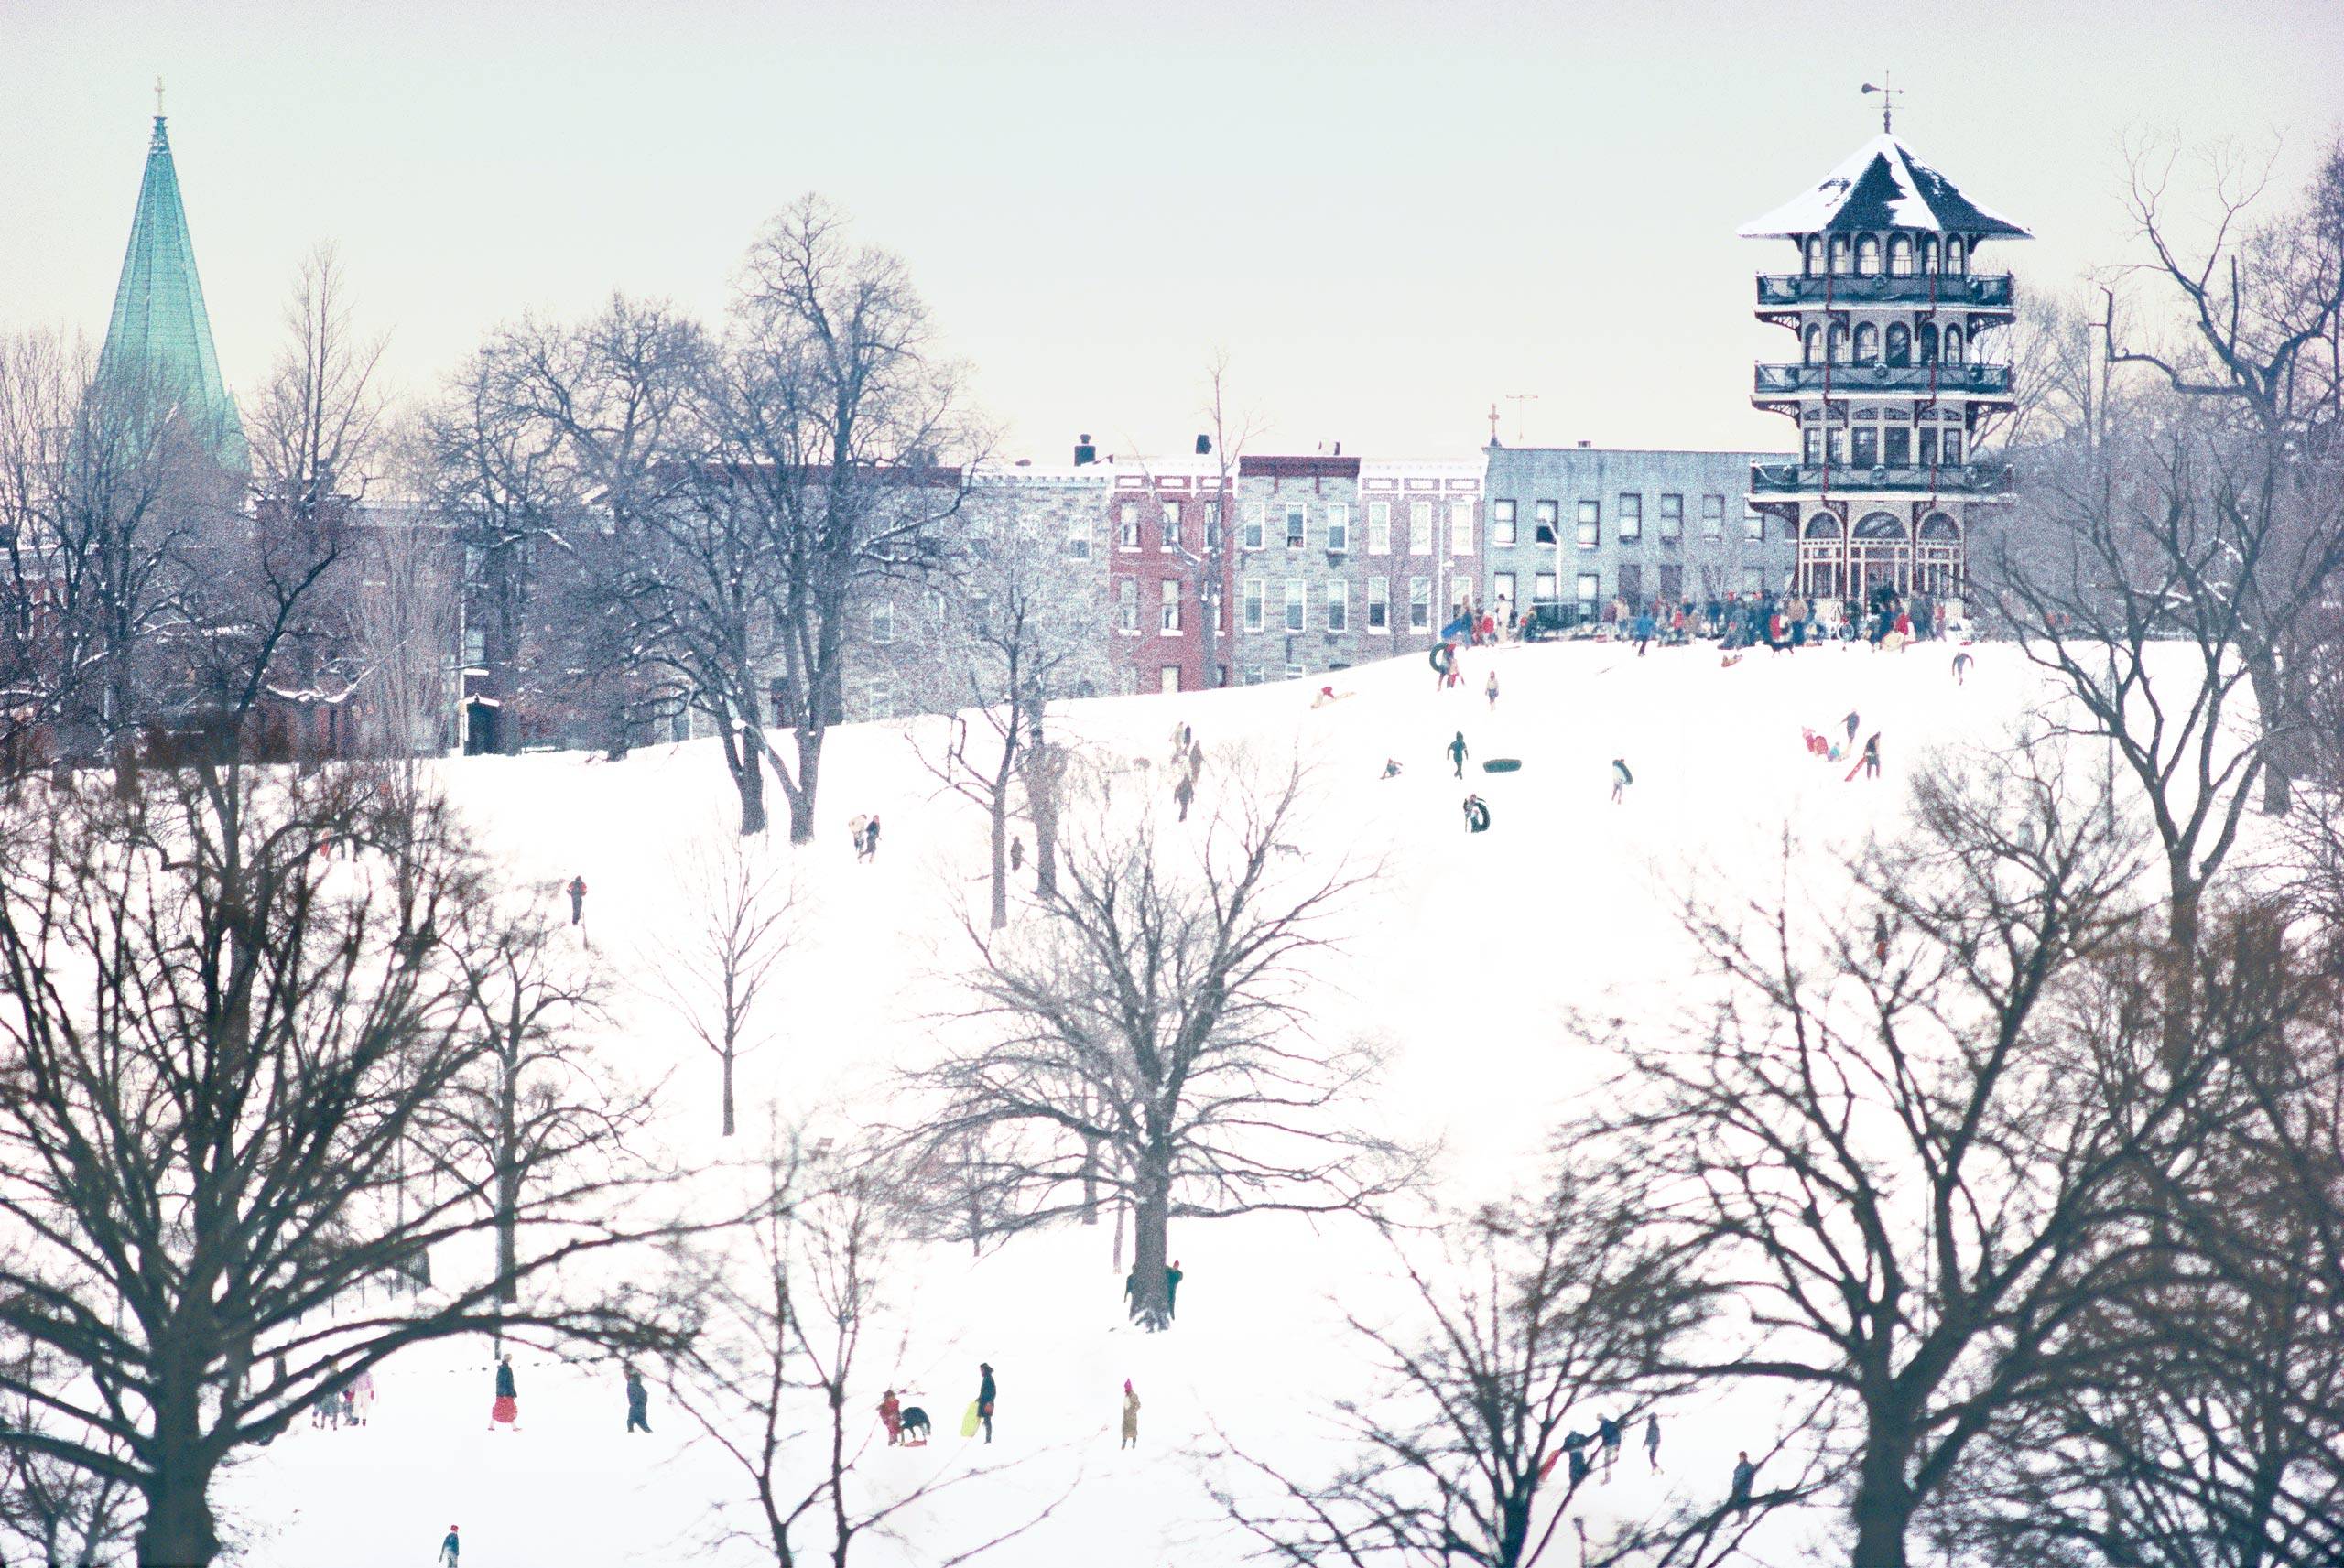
top-left (224, 634), bottom-right (2078, 1567)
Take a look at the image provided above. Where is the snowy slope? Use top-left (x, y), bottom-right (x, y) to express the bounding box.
top-left (225, 636), bottom-right (2099, 1567)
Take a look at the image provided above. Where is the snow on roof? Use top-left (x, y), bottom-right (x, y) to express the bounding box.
top-left (1738, 134), bottom-right (2031, 240)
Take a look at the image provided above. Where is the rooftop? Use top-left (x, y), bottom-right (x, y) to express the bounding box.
top-left (1738, 134), bottom-right (2031, 241)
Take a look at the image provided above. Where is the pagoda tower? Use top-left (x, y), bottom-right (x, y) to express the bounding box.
top-left (101, 100), bottom-right (247, 473)
top-left (1739, 124), bottom-right (2027, 606)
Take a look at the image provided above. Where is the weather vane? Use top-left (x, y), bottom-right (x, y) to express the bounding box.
top-left (154, 76), bottom-right (165, 118)
top-left (1861, 74), bottom-right (1903, 135)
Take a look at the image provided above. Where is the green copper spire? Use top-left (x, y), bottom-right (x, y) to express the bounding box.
top-left (101, 106), bottom-right (247, 472)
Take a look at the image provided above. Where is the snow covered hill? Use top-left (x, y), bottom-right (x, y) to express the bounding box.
top-left (226, 635), bottom-right (2081, 1568)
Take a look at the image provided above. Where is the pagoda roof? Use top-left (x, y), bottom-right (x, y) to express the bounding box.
top-left (101, 115), bottom-right (247, 471)
top-left (1738, 134), bottom-right (2031, 240)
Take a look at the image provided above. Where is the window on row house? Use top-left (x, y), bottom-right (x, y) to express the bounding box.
top-left (1160, 579), bottom-right (1180, 632)
top-left (1368, 576), bottom-right (1389, 628)
top-left (1368, 500), bottom-right (1392, 554)
top-left (1325, 579), bottom-right (1347, 632)
top-left (1449, 502), bottom-right (1473, 556)
top-left (871, 600), bottom-right (895, 643)
top-left (1243, 665), bottom-right (1265, 685)
top-left (1243, 578), bottom-right (1264, 632)
top-left (1408, 577), bottom-right (1430, 630)
top-left (1203, 500), bottom-right (1221, 550)
top-left (1326, 503), bottom-right (1350, 554)
top-left (1491, 499), bottom-right (1517, 546)
top-left (1408, 501), bottom-right (1433, 556)
top-left (1117, 503), bottom-right (1140, 549)
top-left (1068, 516), bottom-right (1091, 557)
top-left (1658, 492), bottom-right (1682, 541)
top-left (1618, 493), bottom-right (1643, 542)
top-left (1286, 503), bottom-right (1308, 549)
top-left (1577, 572), bottom-right (1600, 608)
top-left (1493, 570), bottom-right (1516, 605)
top-left (1284, 579), bottom-right (1306, 632)
top-left (1243, 503), bottom-right (1264, 550)
top-left (1744, 508), bottom-right (1766, 542)
top-left (1701, 493), bottom-right (1725, 539)
top-left (1535, 570), bottom-right (1557, 600)
top-left (1116, 579), bottom-right (1138, 632)
top-left (1160, 502), bottom-right (1181, 550)
top-left (1534, 499), bottom-right (1558, 544)
top-left (1619, 563), bottom-right (1644, 604)
top-left (1576, 500), bottom-right (1601, 549)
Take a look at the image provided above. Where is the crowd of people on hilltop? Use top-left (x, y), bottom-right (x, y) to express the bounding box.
top-left (1438, 582), bottom-right (1963, 658)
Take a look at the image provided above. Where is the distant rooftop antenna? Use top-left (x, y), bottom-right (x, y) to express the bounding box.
top-left (1861, 74), bottom-right (1904, 134)
top-left (1504, 394), bottom-right (1539, 446)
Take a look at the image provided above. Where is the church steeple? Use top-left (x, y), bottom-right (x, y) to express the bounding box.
top-left (101, 100), bottom-right (247, 472)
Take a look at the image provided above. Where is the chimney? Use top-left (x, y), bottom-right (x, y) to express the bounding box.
top-left (1333, 440), bottom-right (1342, 456)
top-left (1074, 433), bottom-right (1096, 466)
top-left (1577, 439), bottom-right (1591, 449)
top-left (1195, 433), bottom-right (1211, 456)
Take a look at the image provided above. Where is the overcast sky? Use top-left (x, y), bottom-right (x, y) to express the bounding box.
top-left (3, 0), bottom-right (2337, 462)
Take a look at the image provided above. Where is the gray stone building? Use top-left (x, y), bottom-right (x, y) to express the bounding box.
top-left (1229, 454), bottom-right (1481, 685)
top-left (1476, 445), bottom-right (1795, 624)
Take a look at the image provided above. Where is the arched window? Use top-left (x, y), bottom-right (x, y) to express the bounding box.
top-left (1917, 322), bottom-right (1939, 365)
top-left (1827, 323), bottom-right (1850, 364)
top-left (1917, 235), bottom-right (1938, 273)
top-left (1918, 514), bottom-right (1959, 542)
top-left (1855, 235), bottom-right (1882, 276)
top-left (1828, 235), bottom-right (1852, 276)
top-left (1854, 512), bottom-right (1907, 541)
top-left (1888, 235), bottom-right (1914, 276)
top-left (1805, 236), bottom-right (1823, 276)
top-left (1803, 323), bottom-right (1822, 364)
top-left (1853, 322), bottom-right (1880, 362)
top-left (1944, 326), bottom-right (1965, 364)
top-left (1805, 514), bottom-right (1844, 540)
top-left (1947, 236), bottom-right (1967, 274)
top-left (1885, 322), bottom-right (1912, 367)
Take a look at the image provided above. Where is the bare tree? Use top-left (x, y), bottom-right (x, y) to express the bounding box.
top-left (0, 763), bottom-right (698, 1568)
top-left (0, 1340), bottom-right (139, 1568)
top-left (644, 834), bottom-right (798, 1138)
top-left (911, 490), bottom-right (1111, 928)
top-left (671, 1133), bottom-right (1064, 1567)
top-left (246, 244), bottom-right (389, 530)
top-left (1213, 1168), bottom-right (1766, 1568)
top-left (1187, 350), bottom-right (1261, 692)
top-left (1601, 747), bottom-right (2281, 1568)
top-left (427, 893), bottom-right (659, 1304)
top-left (907, 758), bottom-right (1411, 1330)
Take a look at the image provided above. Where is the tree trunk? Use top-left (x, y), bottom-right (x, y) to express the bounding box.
top-left (2247, 654), bottom-right (2294, 817)
top-left (732, 741), bottom-right (768, 837)
top-left (721, 1044), bottom-right (737, 1138)
top-left (1080, 1133), bottom-right (1100, 1225)
top-left (788, 728), bottom-right (823, 846)
top-left (988, 794), bottom-right (1009, 931)
top-left (1131, 1158), bottom-right (1172, 1331)
top-left (1847, 1430), bottom-right (1915, 1568)
top-left (1029, 746), bottom-right (1060, 900)
top-left (495, 1058), bottom-right (520, 1304)
top-left (139, 1379), bottom-right (219, 1568)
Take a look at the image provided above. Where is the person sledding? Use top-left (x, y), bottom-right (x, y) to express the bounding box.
top-left (1611, 757), bottom-right (1633, 804)
top-left (1462, 795), bottom-right (1492, 834)
top-left (1844, 732), bottom-right (1882, 783)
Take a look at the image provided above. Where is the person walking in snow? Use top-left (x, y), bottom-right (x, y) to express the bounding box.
top-left (975, 1363), bottom-right (997, 1444)
top-left (1121, 1380), bottom-right (1141, 1450)
top-left (1633, 609), bottom-right (1655, 656)
top-left (1952, 651), bottom-right (1974, 685)
top-left (625, 1366), bottom-right (651, 1433)
top-left (1843, 710), bottom-right (1861, 743)
top-left (878, 1390), bottom-right (903, 1445)
top-left (1611, 758), bottom-right (1633, 805)
top-left (1485, 671), bottom-right (1500, 710)
top-left (351, 1367), bottom-right (375, 1426)
top-left (1010, 835), bottom-right (1026, 871)
top-left (1167, 1260), bottom-right (1185, 1319)
top-left (1429, 643), bottom-right (1451, 691)
top-left (1599, 1414), bottom-right (1622, 1481)
top-left (847, 814), bottom-right (868, 857)
top-left (439, 1525), bottom-right (461, 1566)
top-left (1730, 1452), bottom-right (1758, 1518)
top-left (488, 1353), bottom-right (520, 1433)
top-left (863, 815), bottom-right (882, 861)
top-left (1173, 772), bottom-right (1195, 823)
top-left (1123, 1267), bottom-right (1140, 1319)
top-left (1857, 732), bottom-right (1882, 782)
top-left (566, 875), bottom-right (587, 925)
top-left (1448, 731), bottom-right (1469, 779)
top-left (1462, 795), bottom-right (1492, 834)
top-left (1644, 1413), bottom-right (1661, 1472)
top-left (1380, 758), bottom-right (1403, 779)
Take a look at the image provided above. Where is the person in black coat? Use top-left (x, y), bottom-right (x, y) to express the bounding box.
top-left (1731, 1451), bottom-right (1757, 1517)
top-left (976, 1363), bottom-right (997, 1444)
top-left (625, 1366), bottom-right (651, 1433)
top-left (1167, 1260), bottom-right (1184, 1318)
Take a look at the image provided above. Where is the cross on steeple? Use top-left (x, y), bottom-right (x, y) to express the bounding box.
top-left (154, 76), bottom-right (165, 118)
top-left (1861, 74), bottom-right (1903, 135)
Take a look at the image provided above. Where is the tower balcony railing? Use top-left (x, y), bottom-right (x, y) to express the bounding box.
top-left (1754, 362), bottom-right (2013, 396)
top-left (1750, 461), bottom-right (2014, 496)
top-left (1756, 273), bottom-right (2014, 309)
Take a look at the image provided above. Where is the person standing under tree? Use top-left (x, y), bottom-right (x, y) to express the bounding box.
top-left (1598, 1413), bottom-right (1622, 1481)
top-left (488, 1354), bottom-right (520, 1433)
top-left (1121, 1380), bottom-right (1140, 1450)
top-left (1167, 1260), bottom-right (1184, 1319)
top-left (1644, 1413), bottom-right (1661, 1472)
top-left (566, 875), bottom-right (587, 925)
top-left (625, 1366), bottom-right (651, 1433)
top-left (1731, 1452), bottom-right (1757, 1518)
